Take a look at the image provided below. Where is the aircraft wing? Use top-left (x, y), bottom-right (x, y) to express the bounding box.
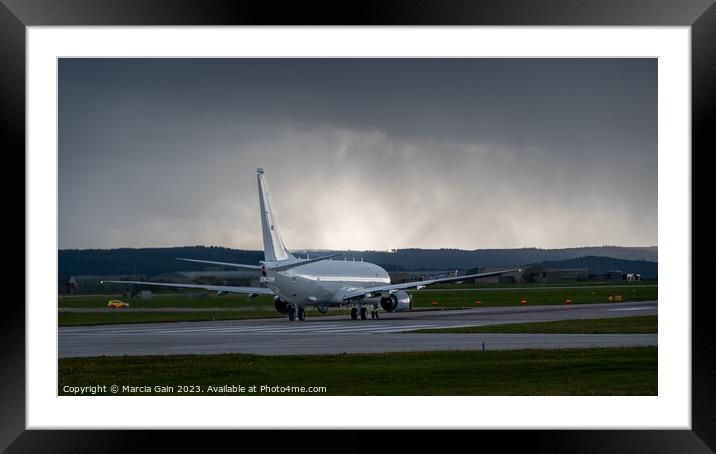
top-left (341, 269), bottom-right (520, 301)
top-left (101, 280), bottom-right (274, 295)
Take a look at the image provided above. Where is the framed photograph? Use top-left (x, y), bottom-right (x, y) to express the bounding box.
top-left (11, 0), bottom-right (710, 451)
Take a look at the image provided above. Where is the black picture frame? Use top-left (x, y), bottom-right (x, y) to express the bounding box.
top-left (8, 0), bottom-right (710, 451)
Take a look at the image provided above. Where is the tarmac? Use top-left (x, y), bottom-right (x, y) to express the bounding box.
top-left (58, 300), bottom-right (657, 357)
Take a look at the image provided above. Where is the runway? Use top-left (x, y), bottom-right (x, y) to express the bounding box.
top-left (58, 300), bottom-right (657, 358)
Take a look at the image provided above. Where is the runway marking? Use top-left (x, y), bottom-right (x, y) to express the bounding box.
top-left (60, 323), bottom-right (438, 336)
top-left (608, 307), bottom-right (653, 312)
top-left (61, 322), bottom-right (352, 335)
top-left (161, 324), bottom-right (413, 335)
top-left (278, 324), bottom-right (435, 334)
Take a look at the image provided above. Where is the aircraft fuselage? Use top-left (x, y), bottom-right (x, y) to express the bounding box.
top-left (263, 260), bottom-right (390, 307)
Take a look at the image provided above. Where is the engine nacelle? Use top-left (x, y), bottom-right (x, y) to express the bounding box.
top-left (380, 290), bottom-right (412, 312)
top-left (274, 297), bottom-right (290, 314)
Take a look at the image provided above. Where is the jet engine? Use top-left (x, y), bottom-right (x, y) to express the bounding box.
top-left (274, 297), bottom-right (290, 314)
top-left (380, 290), bottom-right (412, 312)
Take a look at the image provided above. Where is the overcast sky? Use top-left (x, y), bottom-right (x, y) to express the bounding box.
top-left (59, 58), bottom-right (657, 251)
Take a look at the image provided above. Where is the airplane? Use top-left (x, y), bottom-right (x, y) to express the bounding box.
top-left (103, 168), bottom-right (519, 321)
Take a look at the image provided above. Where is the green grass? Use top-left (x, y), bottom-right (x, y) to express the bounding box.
top-left (58, 311), bottom-right (284, 326)
top-left (408, 315), bottom-right (658, 334)
top-left (428, 280), bottom-right (657, 290)
top-left (57, 284), bottom-right (658, 326)
top-left (58, 293), bottom-right (275, 309)
top-left (408, 286), bottom-right (657, 308)
top-left (58, 347), bottom-right (657, 396)
top-left (59, 282), bottom-right (657, 309)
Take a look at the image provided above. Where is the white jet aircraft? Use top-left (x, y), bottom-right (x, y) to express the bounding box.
top-left (104, 169), bottom-right (518, 321)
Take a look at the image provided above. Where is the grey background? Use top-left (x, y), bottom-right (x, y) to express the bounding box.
top-left (59, 58), bottom-right (657, 251)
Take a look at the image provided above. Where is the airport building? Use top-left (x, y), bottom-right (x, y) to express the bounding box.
top-left (388, 270), bottom-right (461, 284)
top-left (520, 267), bottom-right (590, 283)
top-left (466, 268), bottom-right (524, 284)
top-left (584, 270), bottom-right (627, 281)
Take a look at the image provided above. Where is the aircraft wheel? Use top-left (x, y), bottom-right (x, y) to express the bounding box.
top-left (298, 307), bottom-right (305, 321)
top-left (350, 308), bottom-right (358, 320)
top-left (288, 311), bottom-right (296, 321)
top-left (360, 307), bottom-right (368, 320)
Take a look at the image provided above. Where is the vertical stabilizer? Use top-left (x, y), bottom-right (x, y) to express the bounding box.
top-left (257, 169), bottom-right (295, 262)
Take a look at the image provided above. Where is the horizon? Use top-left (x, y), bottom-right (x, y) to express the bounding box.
top-left (58, 244), bottom-right (658, 252)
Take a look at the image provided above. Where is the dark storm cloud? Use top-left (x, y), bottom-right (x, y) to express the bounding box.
top-left (58, 58), bottom-right (656, 250)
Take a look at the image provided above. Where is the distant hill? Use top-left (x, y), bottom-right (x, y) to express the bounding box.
top-left (58, 245), bottom-right (657, 283)
top-left (58, 246), bottom-right (264, 283)
top-left (533, 256), bottom-right (658, 279)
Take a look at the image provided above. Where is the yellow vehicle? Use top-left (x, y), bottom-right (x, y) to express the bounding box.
top-left (107, 300), bottom-right (129, 309)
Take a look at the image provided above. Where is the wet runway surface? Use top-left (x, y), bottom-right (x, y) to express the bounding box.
top-left (59, 300), bottom-right (657, 357)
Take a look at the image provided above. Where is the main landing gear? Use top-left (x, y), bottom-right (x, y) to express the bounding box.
top-left (288, 306), bottom-right (305, 321)
top-left (350, 307), bottom-right (380, 320)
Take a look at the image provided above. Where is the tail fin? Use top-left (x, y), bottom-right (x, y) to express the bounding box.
top-left (257, 168), bottom-right (295, 262)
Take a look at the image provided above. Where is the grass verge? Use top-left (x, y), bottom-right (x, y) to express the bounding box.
top-left (407, 315), bottom-right (657, 334)
top-left (408, 286), bottom-right (657, 308)
top-left (58, 285), bottom-right (657, 326)
top-left (58, 293), bottom-right (275, 309)
top-left (58, 311), bottom-right (283, 326)
top-left (59, 347), bottom-right (657, 396)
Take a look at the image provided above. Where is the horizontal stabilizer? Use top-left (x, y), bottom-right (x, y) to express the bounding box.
top-left (101, 280), bottom-right (273, 295)
top-left (176, 258), bottom-right (261, 270)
